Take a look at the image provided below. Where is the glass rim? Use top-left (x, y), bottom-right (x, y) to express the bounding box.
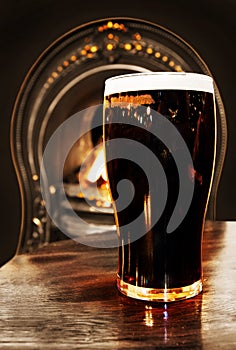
top-left (104, 72), bottom-right (214, 96)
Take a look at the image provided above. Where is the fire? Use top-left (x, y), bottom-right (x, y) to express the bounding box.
top-left (86, 145), bottom-right (108, 183)
top-left (77, 143), bottom-right (111, 206)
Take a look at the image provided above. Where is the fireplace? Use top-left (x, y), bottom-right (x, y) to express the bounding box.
top-left (10, 18), bottom-right (227, 254)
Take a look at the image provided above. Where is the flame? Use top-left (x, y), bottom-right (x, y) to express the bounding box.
top-left (77, 143), bottom-right (111, 206)
top-left (86, 146), bottom-right (108, 183)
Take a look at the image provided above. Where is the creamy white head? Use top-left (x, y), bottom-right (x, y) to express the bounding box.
top-left (104, 72), bottom-right (214, 96)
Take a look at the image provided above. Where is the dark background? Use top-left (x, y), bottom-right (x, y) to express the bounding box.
top-left (0, 0), bottom-right (235, 265)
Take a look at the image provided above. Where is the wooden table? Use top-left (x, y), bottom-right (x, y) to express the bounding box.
top-left (0, 221), bottom-right (236, 349)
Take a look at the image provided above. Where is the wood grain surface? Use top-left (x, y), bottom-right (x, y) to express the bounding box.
top-left (0, 221), bottom-right (236, 349)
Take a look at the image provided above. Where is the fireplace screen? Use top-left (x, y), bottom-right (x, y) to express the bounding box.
top-left (11, 18), bottom-right (227, 252)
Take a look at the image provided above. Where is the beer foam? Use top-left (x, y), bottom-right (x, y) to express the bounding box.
top-left (104, 72), bottom-right (214, 96)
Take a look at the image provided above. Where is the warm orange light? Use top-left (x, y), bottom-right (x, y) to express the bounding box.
top-left (134, 33), bottom-right (141, 40)
top-left (175, 65), bottom-right (183, 72)
top-left (155, 52), bottom-right (161, 58)
top-left (98, 21), bottom-right (126, 33)
top-left (90, 45), bottom-right (98, 53)
top-left (106, 43), bottom-right (114, 51)
top-left (144, 308), bottom-right (154, 327)
top-left (120, 24), bottom-right (126, 31)
top-left (124, 43), bottom-right (132, 51)
top-left (111, 94), bottom-right (155, 107)
top-left (63, 60), bottom-right (69, 67)
top-left (162, 55), bottom-right (168, 62)
top-left (169, 60), bottom-right (175, 67)
top-left (86, 148), bottom-right (107, 183)
top-left (33, 217), bottom-right (41, 226)
top-left (70, 55), bottom-right (77, 62)
top-left (32, 174), bottom-right (39, 181)
top-left (114, 22), bottom-right (120, 29)
top-left (135, 44), bottom-right (142, 51)
top-left (146, 47), bottom-right (153, 54)
top-left (57, 66), bottom-right (63, 72)
top-left (100, 183), bottom-right (107, 190)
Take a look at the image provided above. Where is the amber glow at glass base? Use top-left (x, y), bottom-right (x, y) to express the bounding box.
top-left (117, 277), bottom-right (202, 302)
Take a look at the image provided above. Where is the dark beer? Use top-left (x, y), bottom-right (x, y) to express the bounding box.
top-left (103, 73), bottom-right (215, 301)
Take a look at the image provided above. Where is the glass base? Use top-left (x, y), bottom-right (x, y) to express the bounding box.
top-left (117, 278), bottom-right (202, 302)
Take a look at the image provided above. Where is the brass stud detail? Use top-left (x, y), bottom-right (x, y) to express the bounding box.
top-left (106, 43), bottom-right (114, 51)
top-left (90, 46), bottom-right (98, 53)
top-left (32, 174), bottom-right (39, 181)
top-left (124, 43), bottom-right (132, 51)
top-left (134, 33), bottom-right (142, 40)
top-left (146, 47), bottom-right (153, 54)
top-left (70, 55), bottom-right (77, 62)
top-left (162, 56), bottom-right (168, 62)
top-left (135, 44), bottom-right (142, 51)
top-left (175, 65), bottom-right (183, 72)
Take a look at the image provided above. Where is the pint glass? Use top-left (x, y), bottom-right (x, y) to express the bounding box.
top-left (103, 72), bottom-right (216, 302)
